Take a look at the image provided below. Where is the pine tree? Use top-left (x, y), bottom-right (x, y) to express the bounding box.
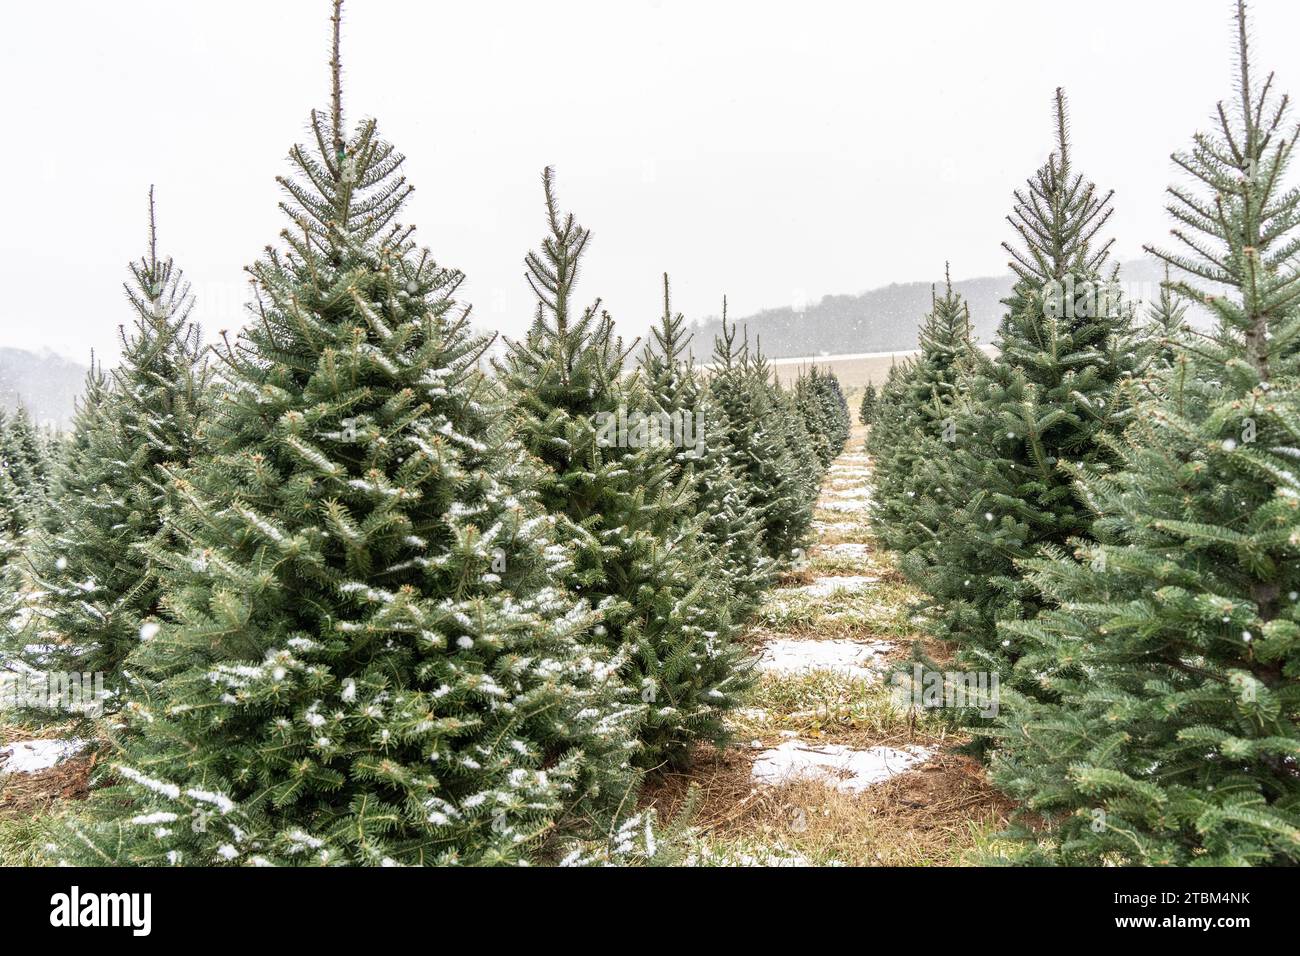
top-left (859, 382), bottom-right (877, 425)
top-left (0, 465), bottom-right (26, 654)
top-left (20, 191), bottom-right (211, 689)
top-left (708, 319), bottom-right (816, 563)
top-left (1143, 264), bottom-right (1191, 373)
top-left (794, 366), bottom-right (851, 468)
top-left (898, 93), bottom-right (1140, 683)
top-left (987, 1), bottom-right (1300, 865)
top-left (641, 275), bottom-right (771, 614)
top-left (0, 414), bottom-right (28, 543)
top-left (868, 267), bottom-right (975, 557)
top-left (496, 172), bottom-right (751, 771)
top-left (53, 3), bottom-right (636, 866)
top-left (3, 404), bottom-right (50, 514)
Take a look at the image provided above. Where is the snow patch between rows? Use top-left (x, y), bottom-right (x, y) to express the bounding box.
top-left (757, 637), bottom-right (891, 679)
top-left (818, 543), bottom-right (872, 559)
top-left (751, 740), bottom-right (933, 793)
top-left (0, 738), bottom-right (89, 775)
top-left (818, 498), bottom-right (871, 513)
top-left (812, 521), bottom-right (857, 534)
top-left (795, 575), bottom-right (878, 597)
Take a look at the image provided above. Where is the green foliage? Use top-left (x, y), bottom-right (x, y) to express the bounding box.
top-left (641, 275), bottom-right (772, 614)
top-left (868, 267), bottom-right (975, 557)
top-left (0, 405), bottom-right (51, 520)
top-left (794, 365), bottom-right (851, 469)
top-left (895, 93), bottom-right (1141, 683)
top-left (859, 382), bottom-right (877, 425)
top-left (987, 3), bottom-right (1300, 865)
top-left (707, 320), bottom-right (818, 564)
top-left (496, 171), bottom-right (751, 771)
top-left (16, 192), bottom-right (211, 689)
top-left (50, 34), bottom-right (637, 866)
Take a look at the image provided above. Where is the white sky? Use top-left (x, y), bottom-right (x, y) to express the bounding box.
top-left (2, 0), bottom-right (1297, 363)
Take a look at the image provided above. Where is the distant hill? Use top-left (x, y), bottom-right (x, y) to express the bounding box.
top-left (0, 348), bottom-right (88, 430)
top-left (688, 258), bottom-right (1178, 359)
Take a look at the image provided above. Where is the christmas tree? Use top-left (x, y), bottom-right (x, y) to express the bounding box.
top-left (859, 381), bottom-right (877, 425)
top-left (988, 1), bottom-right (1300, 864)
top-left (897, 92), bottom-right (1140, 682)
top-left (496, 172), bottom-right (751, 771)
top-left (1142, 264), bottom-right (1191, 373)
top-left (640, 275), bottom-right (771, 614)
top-left (707, 318), bottom-right (817, 563)
top-left (1, 405), bottom-right (50, 517)
top-left (868, 267), bottom-right (974, 557)
top-left (794, 366), bottom-right (851, 468)
top-left (0, 464), bottom-right (26, 654)
top-left (53, 2), bottom-right (637, 866)
top-left (20, 190), bottom-right (211, 689)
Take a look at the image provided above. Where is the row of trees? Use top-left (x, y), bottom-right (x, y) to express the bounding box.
top-left (868, 0), bottom-right (1300, 865)
top-left (0, 0), bottom-right (849, 866)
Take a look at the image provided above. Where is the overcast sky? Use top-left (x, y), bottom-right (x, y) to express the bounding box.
top-left (2, 0), bottom-right (1297, 363)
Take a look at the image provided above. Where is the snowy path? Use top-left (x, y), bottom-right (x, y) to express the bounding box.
top-left (746, 430), bottom-right (933, 793)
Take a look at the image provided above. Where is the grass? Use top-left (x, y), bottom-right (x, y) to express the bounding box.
top-left (639, 421), bottom-right (1011, 866)
top-left (0, 714), bottom-right (100, 866)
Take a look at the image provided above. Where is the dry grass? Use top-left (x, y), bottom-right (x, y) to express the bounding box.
top-left (642, 745), bottom-right (1010, 866)
top-left (658, 418), bottom-right (1011, 866)
top-left (0, 716), bottom-right (100, 865)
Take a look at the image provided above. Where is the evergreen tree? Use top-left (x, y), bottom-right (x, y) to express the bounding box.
top-left (898, 92), bottom-right (1140, 683)
top-left (859, 382), bottom-right (877, 425)
top-left (868, 267), bottom-right (974, 557)
top-left (20, 191), bottom-right (211, 688)
top-left (708, 319), bottom-right (816, 563)
top-left (988, 2), bottom-right (1300, 865)
top-left (1143, 264), bottom-right (1191, 373)
top-left (0, 465), bottom-right (25, 652)
top-left (794, 366), bottom-right (851, 468)
top-left (53, 3), bottom-right (636, 866)
top-left (641, 275), bottom-right (771, 614)
top-left (3, 404), bottom-right (50, 513)
top-left (497, 172), bottom-right (751, 771)
top-left (0, 411), bottom-right (29, 543)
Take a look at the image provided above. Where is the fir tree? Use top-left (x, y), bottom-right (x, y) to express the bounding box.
top-left (988, 1), bottom-right (1300, 865)
top-left (708, 319), bottom-right (816, 564)
top-left (898, 92), bottom-right (1140, 683)
top-left (21, 191), bottom-right (211, 689)
top-left (641, 275), bottom-right (771, 614)
top-left (497, 172), bottom-right (751, 771)
top-left (868, 267), bottom-right (974, 557)
top-left (859, 382), bottom-right (877, 425)
top-left (0, 465), bottom-right (25, 653)
top-left (1143, 264), bottom-right (1191, 373)
top-left (794, 366), bottom-right (851, 468)
top-left (2, 404), bottom-right (50, 514)
top-left (53, 3), bottom-right (636, 866)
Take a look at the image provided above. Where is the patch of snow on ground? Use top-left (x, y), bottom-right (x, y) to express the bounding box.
top-left (757, 637), bottom-right (892, 679)
top-left (0, 738), bottom-right (88, 775)
top-left (819, 543), bottom-right (872, 559)
top-left (687, 842), bottom-right (816, 867)
top-left (819, 498), bottom-right (871, 513)
top-left (812, 521), bottom-right (857, 534)
top-left (795, 575), bottom-right (878, 597)
top-left (751, 740), bottom-right (933, 793)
